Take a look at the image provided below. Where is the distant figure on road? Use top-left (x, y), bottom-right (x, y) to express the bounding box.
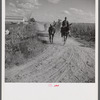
top-left (56, 19), bottom-right (62, 34)
top-left (53, 21), bottom-right (56, 27)
top-left (48, 24), bottom-right (55, 43)
top-left (44, 23), bottom-right (47, 31)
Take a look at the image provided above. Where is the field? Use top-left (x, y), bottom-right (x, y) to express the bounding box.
top-left (70, 23), bottom-right (95, 42)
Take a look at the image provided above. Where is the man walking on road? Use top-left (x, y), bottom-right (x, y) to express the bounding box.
top-left (48, 24), bottom-right (55, 43)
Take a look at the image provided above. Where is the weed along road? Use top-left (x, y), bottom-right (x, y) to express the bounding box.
top-left (5, 24), bottom-right (95, 83)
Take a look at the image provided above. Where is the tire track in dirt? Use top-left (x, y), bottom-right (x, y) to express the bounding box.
top-left (7, 44), bottom-right (71, 82)
top-left (45, 46), bottom-right (74, 82)
top-left (56, 46), bottom-right (95, 83)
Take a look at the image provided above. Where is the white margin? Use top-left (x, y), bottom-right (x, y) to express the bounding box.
top-left (2, 0), bottom-right (98, 100)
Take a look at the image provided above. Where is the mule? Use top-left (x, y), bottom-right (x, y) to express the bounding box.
top-left (61, 23), bottom-right (72, 44)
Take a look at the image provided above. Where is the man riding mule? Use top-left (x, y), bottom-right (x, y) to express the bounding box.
top-left (61, 17), bottom-right (72, 44)
top-left (48, 24), bottom-right (55, 43)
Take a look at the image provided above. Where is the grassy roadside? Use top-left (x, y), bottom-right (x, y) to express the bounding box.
top-left (5, 22), bottom-right (48, 69)
top-left (70, 23), bottom-right (95, 48)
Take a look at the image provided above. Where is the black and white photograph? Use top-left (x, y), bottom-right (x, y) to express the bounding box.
top-left (5, 0), bottom-right (95, 83)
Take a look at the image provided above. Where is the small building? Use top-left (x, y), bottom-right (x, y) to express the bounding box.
top-left (5, 16), bottom-right (24, 24)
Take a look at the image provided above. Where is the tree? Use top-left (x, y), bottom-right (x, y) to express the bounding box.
top-left (29, 18), bottom-right (35, 22)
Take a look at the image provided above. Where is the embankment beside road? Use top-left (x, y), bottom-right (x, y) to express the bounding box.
top-left (5, 22), bottom-right (48, 69)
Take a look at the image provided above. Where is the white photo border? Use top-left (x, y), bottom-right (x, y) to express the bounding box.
top-left (2, 0), bottom-right (98, 100)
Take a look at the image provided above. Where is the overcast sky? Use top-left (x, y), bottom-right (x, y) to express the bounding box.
top-left (6, 0), bottom-right (95, 23)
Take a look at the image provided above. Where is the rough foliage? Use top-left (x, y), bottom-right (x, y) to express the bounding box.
top-left (70, 23), bottom-right (95, 42)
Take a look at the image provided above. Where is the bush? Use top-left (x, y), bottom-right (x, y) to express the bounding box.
top-left (29, 18), bottom-right (35, 23)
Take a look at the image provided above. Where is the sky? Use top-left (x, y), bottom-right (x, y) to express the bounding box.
top-left (5, 0), bottom-right (95, 23)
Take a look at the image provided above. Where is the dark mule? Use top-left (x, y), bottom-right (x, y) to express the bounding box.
top-left (48, 24), bottom-right (55, 43)
top-left (61, 23), bottom-right (72, 44)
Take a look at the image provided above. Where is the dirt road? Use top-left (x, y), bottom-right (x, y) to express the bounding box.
top-left (5, 31), bottom-right (95, 83)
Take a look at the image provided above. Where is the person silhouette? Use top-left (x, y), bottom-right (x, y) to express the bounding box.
top-left (62, 17), bottom-right (69, 27)
top-left (48, 24), bottom-right (55, 43)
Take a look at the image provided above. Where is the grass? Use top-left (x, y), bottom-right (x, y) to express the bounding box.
top-left (5, 22), bottom-right (48, 68)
